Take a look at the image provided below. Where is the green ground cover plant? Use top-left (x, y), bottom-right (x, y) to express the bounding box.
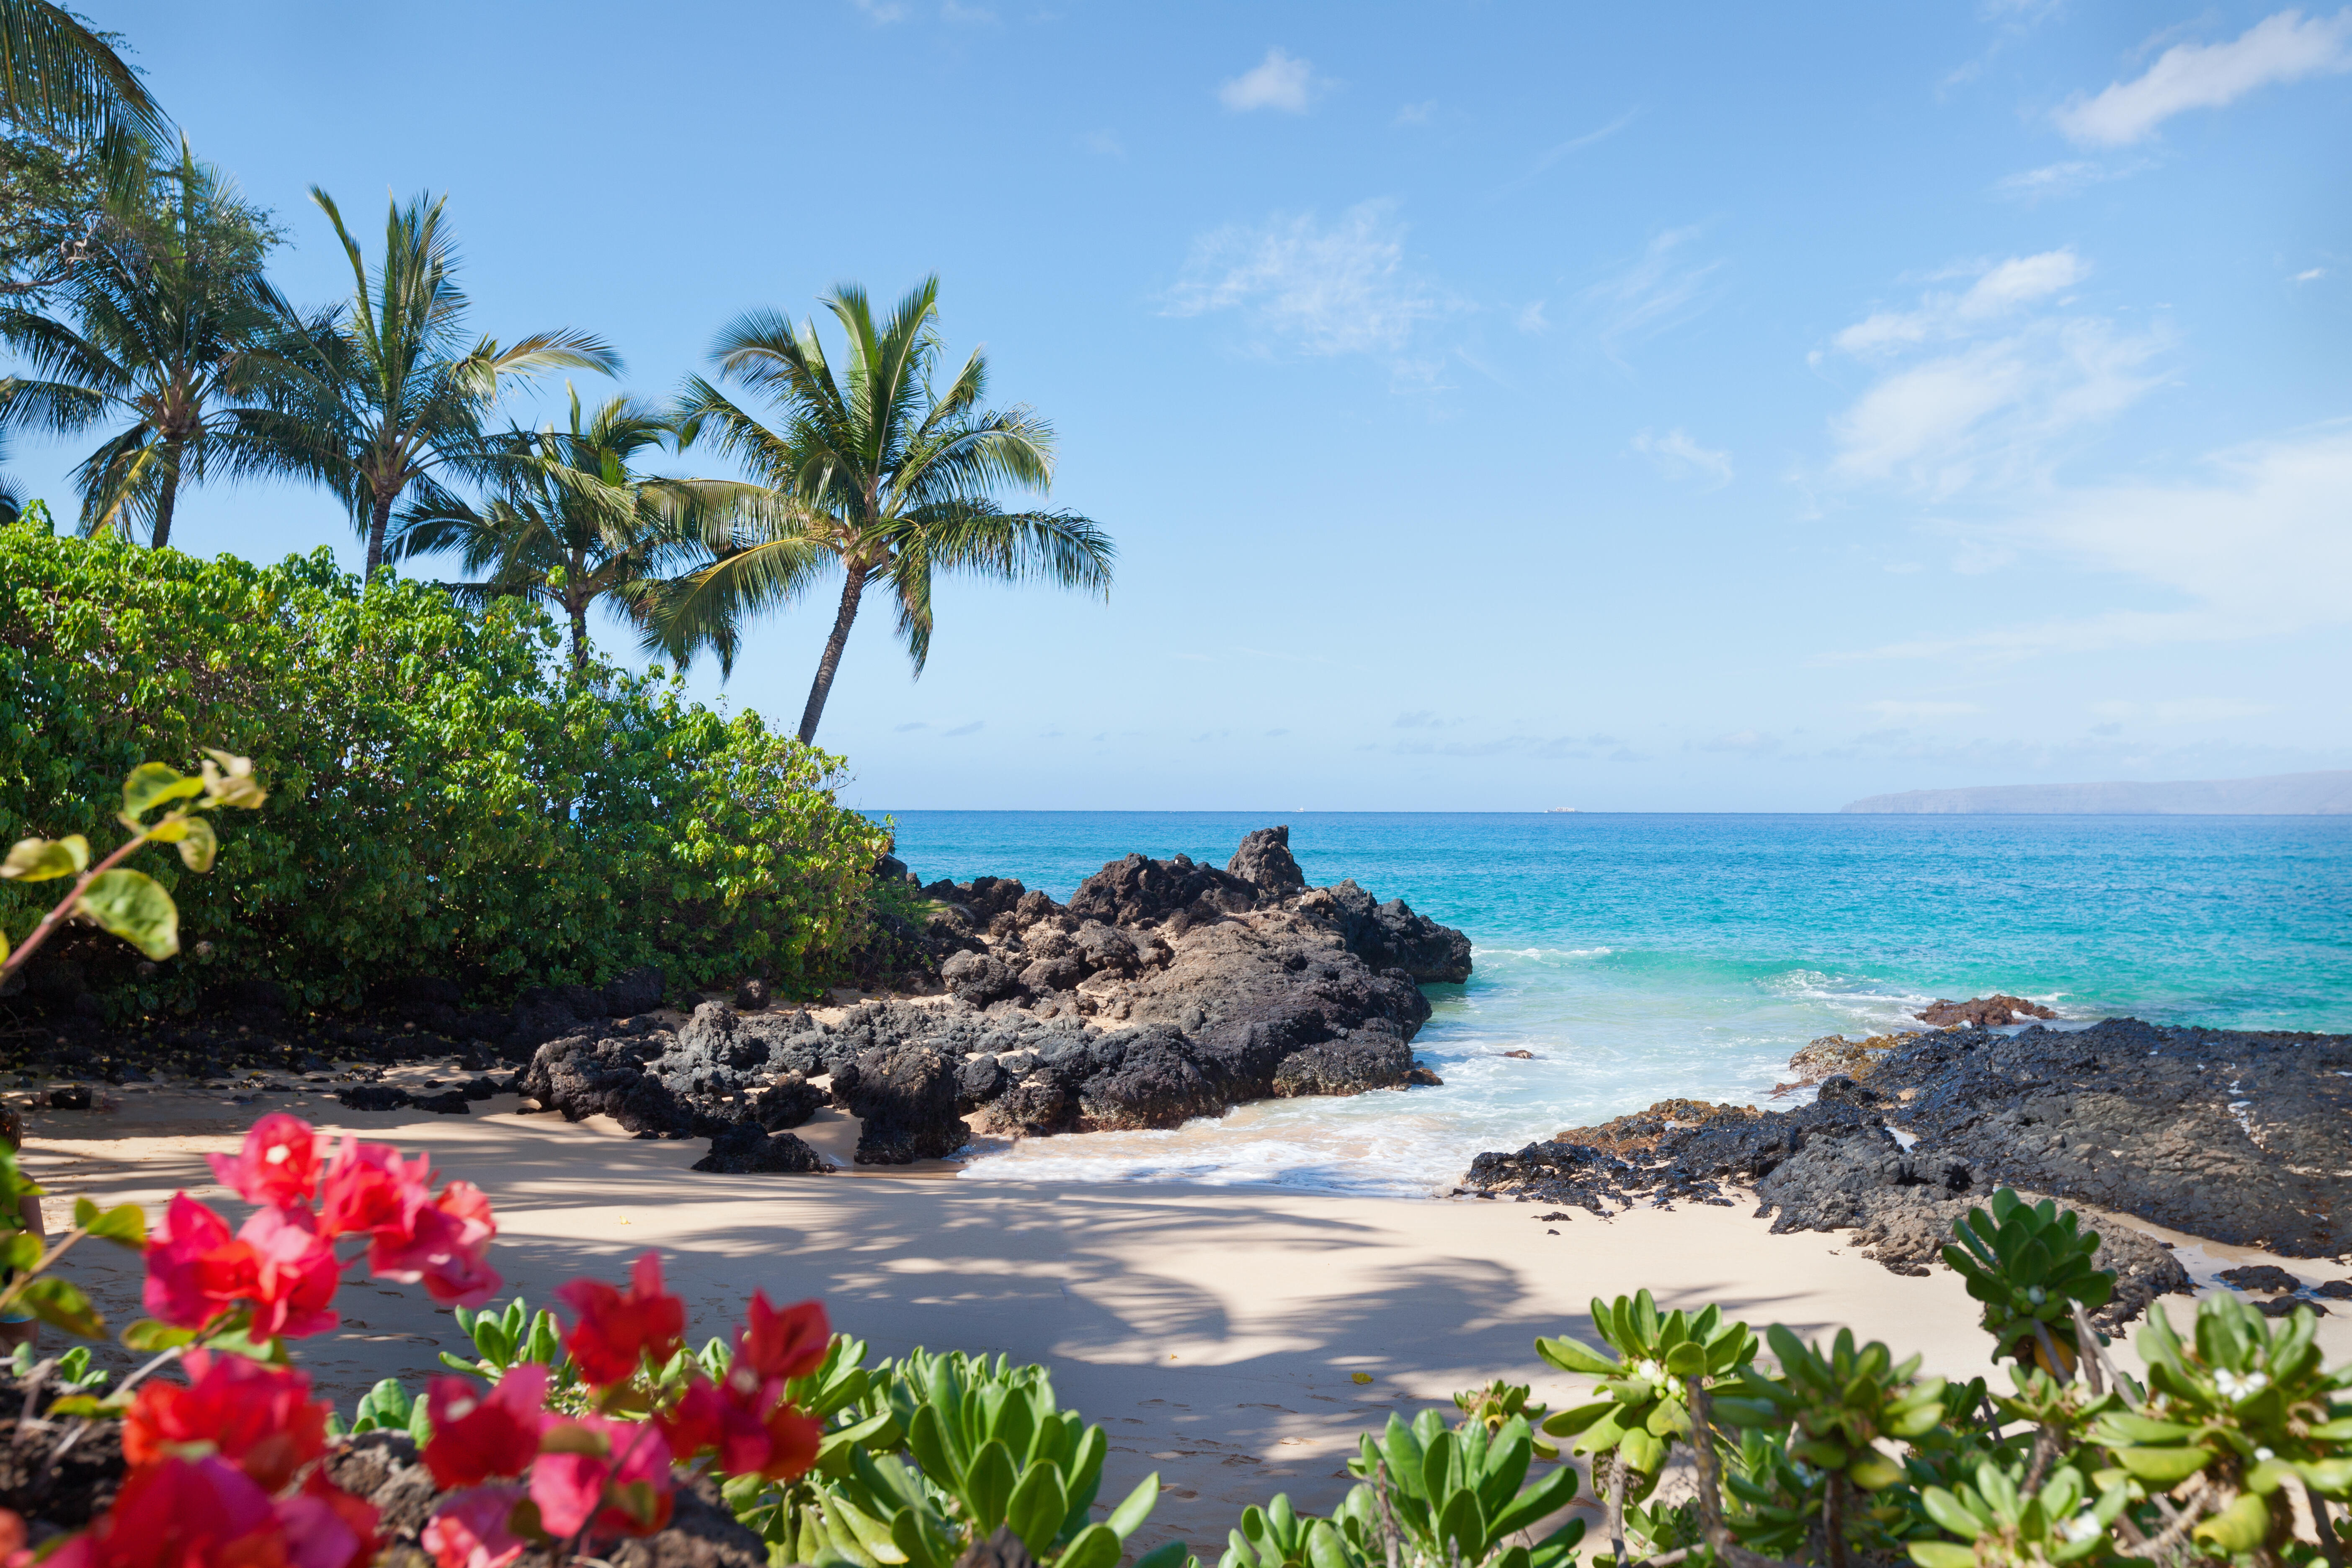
top-left (0, 532), bottom-right (894, 1012)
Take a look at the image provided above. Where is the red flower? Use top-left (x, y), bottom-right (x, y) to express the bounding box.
top-left (123, 1352), bottom-right (328, 1492)
top-left (556, 1253), bottom-right (684, 1387)
top-left (237, 1206), bottom-right (341, 1340)
top-left (421, 1487), bottom-right (529, 1568)
top-left (755, 1401), bottom-right (822, 1482)
top-left (43, 1453), bottom-right (281, 1568)
top-left (529, 1417), bottom-right (673, 1540)
top-left (372, 1182), bottom-right (500, 1307)
top-left (316, 1140), bottom-right (435, 1241)
top-left (142, 1196), bottom-right (258, 1331)
top-left (206, 1115), bottom-right (321, 1210)
top-left (661, 1368), bottom-right (823, 1483)
top-left (273, 1474), bottom-right (378, 1568)
top-left (737, 1294), bottom-right (828, 1382)
top-left (422, 1366), bottom-right (549, 1488)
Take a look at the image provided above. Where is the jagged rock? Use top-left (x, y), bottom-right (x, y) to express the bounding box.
top-left (461, 1075), bottom-right (500, 1100)
top-left (1014, 889), bottom-right (1064, 926)
top-left (692, 1123), bottom-right (832, 1174)
top-left (1309, 881), bottom-right (1473, 983)
top-left (44, 1086), bottom-right (89, 1110)
top-left (1019, 954), bottom-right (1086, 993)
top-left (1067, 853), bottom-right (1258, 927)
top-left (1071, 921), bottom-right (1140, 977)
top-left (415, 1090), bottom-right (471, 1115)
top-left (1873, 1019), bottom-right (2352, 1256)
top-left (1228, 825), bottom-right (1308, 896)
top-left (338, 1084), bottom-right (410, 1112)
top-left (940, 951), bottom-right (1025, 1007)
top-left (2218, 1264), bottom-right (2300, 1294)
top-left (1776, 1033), bottom-right (1916, 1092)
top-left (751, 1073), bottom-right (825, 1130)
top-left (735, 977), bottom-right (771, 1011)
top-left (1071, 1025), bottom-right (1227, 1130)
top-left (1844, 1196), bottom-right (2192, 1328)
top-left (1551, 1099), bottom-right (1764, 1159)
top-left (1271, 1027), bottom-right (1413, 1096)
top-left (1914, 994), bottom-right (2055, 1027)
top-left (841, 1044), bottom-right (965, 1163)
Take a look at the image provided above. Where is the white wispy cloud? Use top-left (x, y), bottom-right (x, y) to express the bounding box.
top-left (1862, 700), bottom-right (1981, 721)
top-left (1080, 128), bottom-right (1123, 157)
top-left (1820, 250), bottom-right (2166, 498)
top-left (1220, 47), bottom-right (1320, 113)
top-left (2295, 266), bottom-right (2328, 282)
top-left (1632, 427), bottom-right (1733, 488)
top-left (1394, 100), bottom-right (1437, 126)
top-left (1833, 249), bottom-right (2087, 355)
top-left (1583, 227), bottom-right (1725, 361)
top-left (1514, 300), bottom-right (1549, 334)
top-left (1991, 160), bottom-right (2152, 202)
top-left (853, 0), bottom-right (907, 21)
top-left (2055, 8), bottom-right (2352, 145)
top-left (1163, 199), bottom-right (1449, 357)
top-left (1855, 423), bottom-right (2352, 660)
top-left (1490, 110), bottom-right (1638, 197)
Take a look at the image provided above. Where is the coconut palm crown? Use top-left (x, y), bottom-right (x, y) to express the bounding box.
top-left (663, 275), bottom-right (1113, 744)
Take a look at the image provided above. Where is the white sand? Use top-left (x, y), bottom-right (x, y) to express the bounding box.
top-left (19, 1084), bottom-right (2350, 1549)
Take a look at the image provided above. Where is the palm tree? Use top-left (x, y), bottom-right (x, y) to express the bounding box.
top-left (0, 1), bottom-right (165, 143)
top-left (387, 388), bottom-right (743, 671)
top-left (0, 146), bottom-right (299, 547)
top-left (263, 188), bottom-right (620, 580)
top-left (663, 276), bottom-right (1113, 744)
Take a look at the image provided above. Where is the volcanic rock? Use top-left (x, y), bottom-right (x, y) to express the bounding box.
top-left (1913, 994), bottom-right (2056, 1027)
top-left (692, 1123), bottom-right (832, 1174)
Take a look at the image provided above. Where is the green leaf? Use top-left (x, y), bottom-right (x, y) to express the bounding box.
top-left (1103, 1472), bottom-right (1158, 1539)
top-left (2110, 1446), bottom-right (2213, 1485)
top-left (1908, 1545), bottom-right (1979, 1568)
top-left (1132, 1544), bottom-right (1191, 1568)
top-left (2192, 1492), bottom-right (2270, 1553)
top-left (1050, 1524), bottom-right (1121, 1568)
top-left (20, 1277), bottom-right (103, 1338)
top-left (966, 1440), bottom-right (1016, 1535)
top-left (2, 835), bottom-right (88, 882)
top-left (1534, 1336), bottom-right (1618, 1377)
top-left (197, 751), bottom-right (267, 810)
top-left (3, 1232), bottom-right (43, 1273)
top-left (83, 1203), bottom-right (146, 1248)
top-left (174, 816), bottom-right (218, 873)
top-left (121, 763), bottom-right (205, 821)
top-left (1663, 1342), bottom-right (1706, 1378)
top-left (1006, 1462), bottom-right (1069, 1558)
top-left (121, 1319), bottom-right (196, 1351)
top-left (75, 869), bottom-right (178, 959)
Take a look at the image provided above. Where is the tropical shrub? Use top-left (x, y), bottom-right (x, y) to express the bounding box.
top-left (0, 531), bottom-right (895, 1011)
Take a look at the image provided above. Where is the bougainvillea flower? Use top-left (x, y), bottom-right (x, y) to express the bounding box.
top-left (205, 1114), bottom-right (322, 1210)
top-left (529, 1417), bottom-right (674, 1540)
top-left (274, 1473), bottom-right (379, 1568)
top-left (423, 1365), bottom-right (550, 1488)
top-left (316, 1140), bottom-right (436, 1240)
top-left (43, 1453), bottom-right (279, 1568)
top-left (421, 1487), bottom-right (530, 1568)
top-left (755, 1400), bottom-right (823, 1482)
top-left (372, 1182), bottom-right (500, 1306)
top-left (556, 1252), bottom-right (684, 1387)
top-left (737, 1293), bottom-right (829, 1382)
top-left (141, 1195), bottom-right (258, 1331)
top-left (657, 1379), bottom-right (768, 1477)
top-left (236, 1204), bottom-right (342, 1339)
top-left (123, 1351), bottom-right (328, 1491)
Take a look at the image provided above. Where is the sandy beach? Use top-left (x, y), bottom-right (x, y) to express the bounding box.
top-left (18, 1077), bottom-right (2350, 1553)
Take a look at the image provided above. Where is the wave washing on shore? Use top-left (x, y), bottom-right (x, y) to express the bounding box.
top-left (879, 810), bottom-right (2352, 1197)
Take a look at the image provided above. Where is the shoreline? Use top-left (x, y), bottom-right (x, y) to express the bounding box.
top-left (19, 1081), bottom-right (2351, 1552)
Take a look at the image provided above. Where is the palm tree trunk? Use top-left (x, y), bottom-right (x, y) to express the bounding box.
top-left (149, 441), bottom-right (183, 550)
top-left (363, 488), bottom-right (394, 581)
top-left (798, 560), bottom-right (868, 745)
top-left (569, 594), bottom-right (590, 673)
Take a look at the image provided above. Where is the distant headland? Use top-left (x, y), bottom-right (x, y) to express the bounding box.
top-left (1841, 769), bottom-right (2352, 815)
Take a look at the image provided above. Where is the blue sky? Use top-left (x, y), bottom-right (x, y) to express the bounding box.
top-left (23, 2), bottom-right (2352, 810)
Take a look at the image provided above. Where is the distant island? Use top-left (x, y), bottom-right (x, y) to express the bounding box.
top-left (1841, 769), bottom-right (2352, 815)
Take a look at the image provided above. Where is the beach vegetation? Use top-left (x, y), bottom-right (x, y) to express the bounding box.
top-left (1942, 1188), bottom-right (2115, 1377)
top-left (0, 531), bottom-right (894, 1010)
top-left (659, 275), bottom-right (1114, 744)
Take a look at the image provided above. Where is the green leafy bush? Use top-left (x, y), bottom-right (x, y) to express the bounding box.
top-left (0, 531), bottom-right (894, 1010)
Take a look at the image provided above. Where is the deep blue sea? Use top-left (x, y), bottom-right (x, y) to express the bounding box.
top-left (875, 812), bottom-right (2352, 1197)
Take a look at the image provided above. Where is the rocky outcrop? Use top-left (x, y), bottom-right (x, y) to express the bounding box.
top-left (692, 1123), bottom-right (833, 1173)
top-left (1464, 1015), bottom-right (2350, 1312)
top-left (1914, 994), bottom-right (2056, 1027)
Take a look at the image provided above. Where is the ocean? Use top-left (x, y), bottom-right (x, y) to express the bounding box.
top-left (875, 812), bottom-right (2352, 1198)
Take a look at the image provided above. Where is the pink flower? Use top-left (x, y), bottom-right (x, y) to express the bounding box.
top-left (274, 1474), bottom-right (379, 1568)
top-left (421, 1487), bottom-right (530, 1568)
top-left (557, 1253), bottom-right (685, 1388)
top-left (317, 1140), bottom-right (435, 1241)
top-left (529, 1417), bottom-right (673, 1540)
top-left (141, 1196), bottom-right (257, 1331)
top-left (206, 1114), bottom-right (321, 1210)
top-left (423, 1365), bottom-right (549, 1488)
top-left (42, 1453), bottom-right (279, 1568)
top-left (737, 1294), bottom-right (829, 1382)
top-left (372, 1182), bottom-right (500, 1307)
top-left (124, 1351), bottom-right (327, 1491)
top-left (236, 1205), bottom-right (342, 1339)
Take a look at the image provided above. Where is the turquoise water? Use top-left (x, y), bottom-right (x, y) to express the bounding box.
top-left (877, 812), bottom-right (2352, 1196)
